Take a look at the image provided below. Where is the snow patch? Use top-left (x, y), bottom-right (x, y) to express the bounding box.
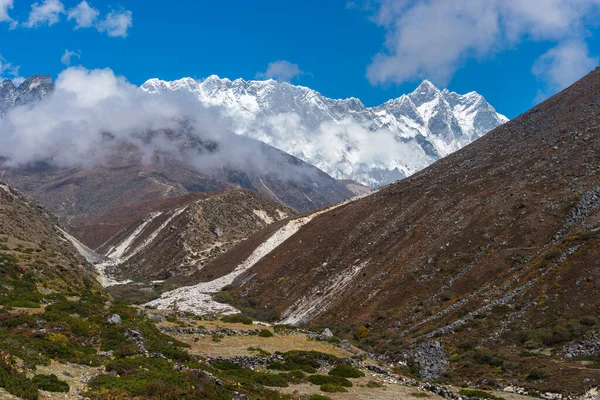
top-left (281, 260), bottom-right (369, 325)
top-left (275, 209), bottom-right (288, 220)
top-left (253, 209), bottom-right (274, 224)
top-left (58, 228), bottom-right (104, 264)
top-left (124, 207), bottom-right (187, 260)
top-left (106, 211), bottom-right (163, 261)
top-left (145, 199), bottom-right (348, 315)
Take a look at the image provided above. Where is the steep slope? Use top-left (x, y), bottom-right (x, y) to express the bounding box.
top-left (0, 182), bottom-right (99, 292)
top-left (159, 68), bottom-right (600, 393)
top-left (142, 76), bottom-right (508, 187)
top-left (2, 130), bottom-right (353, 221)
top-left (81, 189), bottom-right (294, 285)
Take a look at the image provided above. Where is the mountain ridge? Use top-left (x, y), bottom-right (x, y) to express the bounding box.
top-left (142, 76), bottom-right (508, 187)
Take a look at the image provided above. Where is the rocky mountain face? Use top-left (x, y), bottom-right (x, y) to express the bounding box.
top-left (156, 69), bottom-right (600, 393)
top-left (72, 190), bottom-right (294, 293)
top-left (1, 129), bottom-right (353, 225)
top-left (0, 182), bottom-right (91, 277)
top-left (142, 76), bottom-right (508, 187)
top-left (0, 75), bottom-right (53, 115)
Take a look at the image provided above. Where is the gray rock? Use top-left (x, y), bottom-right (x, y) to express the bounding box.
top-left (107, 314), bottom-right (122, 325)
top-left (403, 341), bottom-right (449, 382)
top-left (149, 314), bottom-right (166, 322)
top-left (318, 328), bottom-right (334, 341)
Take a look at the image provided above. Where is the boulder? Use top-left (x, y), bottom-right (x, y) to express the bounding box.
top-left (318, 328), bottom-right (334, 340)
top-left (107, 314), bottom-right (122, 325)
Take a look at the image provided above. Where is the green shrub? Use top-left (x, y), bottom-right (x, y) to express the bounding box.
top-left (252, 372), bottom-right (288, 387)
top-left (247, 347), bottom-right (271, 357)
top-left (212, 360), bottom-right (242, 371)
top-left (258, 329), bottom-right (274, 337)
top-left (0, 362), bottom-right (39, 400)
top-left (273, 324), bottom-right (297, 332)
top-left (367, 380), bottom-right (382, 388)
top-left (353, 326), bottom-right (369, 340)
top-left (279, 370), bottom-right (306, 384)
top-left (526, 367), bottom-right (550, 381)
top-left (320, 383), bottom-right (347, 392)
top-left (221, 314), bottom-right (253, 325)
top-left (307, 374), bottom-right (352, 387)
top-left (328, 364), bottom-right (365, 378)
top-left (32, 374), bottom-right (70, 392)
top-left (459, 389), bottom-right (505, 400)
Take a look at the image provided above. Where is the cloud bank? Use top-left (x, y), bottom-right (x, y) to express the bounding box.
top-left (67, 1), bottom-right (99, 29)
top-left (61, 49), bottom-right (80, 66)
top-left (24, 0), bottom-right (64, 28)
top-left (256, 60), bottom-right (303, 82)
top-left (0, 0), bottom-right (16, 28)
top-left (0, 67), bottom-right (319, 181)
top-left (96, 9), bottom-right (132, 38)
top-left (365, 0), bottom-right (600, 98)
top-left (19, 0), bottom-right (132, 37)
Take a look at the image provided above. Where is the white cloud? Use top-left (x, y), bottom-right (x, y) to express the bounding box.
top-left (256, 60), bottom-right (303, 82)
top-left (0, 67), bottom-right (316, 182)
top-left (61, 49), bottom-right (81, 66)
top-left (24, 0), bottom-right (64, 28)
top-left (533, 41), bottom-right (599, 102)
top-left (11, 76), bottom-right (25, 86)
top-left (96, 10), bottom-right (132, 38)
top-left (0, 0), bottom-right (17, 29)
top-left (67, 1), bottom-right (99, 29)
top-left (365, 0), bottom-right (600, 91)
top-left (0, 55), bottom-right (20, 78)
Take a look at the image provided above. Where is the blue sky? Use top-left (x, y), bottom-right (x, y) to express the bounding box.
top-left (1, 0), bottom-right (599, 119)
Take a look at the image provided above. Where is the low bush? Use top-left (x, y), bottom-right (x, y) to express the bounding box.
top-left (307, 374), bottom-right (352, 387)
top-left (526, 367), bottom-right (550, 381)
top-left (252, 372), bottom-right (288, 387)
top-left (0, 362), bottom-right (38, 400)
top-left (32, 374), bottom-right (70, 392)
top-left (459, 389), bottom-right (505, 400)
top-left (279, 370), bottom-right (305, 384)
top-left (221, 314), bottom-right (253, 325)
top-left (328, 364), bottom-right (364, 378)
top-left (258, 329), bottom-right (274, 337)
top-left (320, 383), bottom-right (347, 392)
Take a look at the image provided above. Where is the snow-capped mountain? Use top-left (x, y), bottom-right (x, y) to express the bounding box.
top-left (0, 75), bottom-right (53, 115)
top-left (142, 76), bottom-right (509, 187)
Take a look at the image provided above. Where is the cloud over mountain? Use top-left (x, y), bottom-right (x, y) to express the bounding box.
top-left (365, 0), bottom-right (600, 97)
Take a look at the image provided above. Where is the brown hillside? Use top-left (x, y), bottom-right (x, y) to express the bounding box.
top-left (1, 138), bottom-right (353, 224)
top-left (92, 189), bottom-right (295, 285)
top-left (213, 68), bottom-right (600, 393)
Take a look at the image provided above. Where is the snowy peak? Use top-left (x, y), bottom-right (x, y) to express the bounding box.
top-left (409, 79), bottom-right (443, 106)
top-left (0, 74), bottom-right (54, 115)
top-left (141, 75), bottom-right (508, 187)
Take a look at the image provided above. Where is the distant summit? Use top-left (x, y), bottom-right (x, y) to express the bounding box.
top-left (0, 74), bottom-right (53, 115)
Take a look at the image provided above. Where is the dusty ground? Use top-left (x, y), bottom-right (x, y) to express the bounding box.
top-left (159, 319), bottom-right (537, 400)
top-left (162, 320), bottom-right (353, 359)
top-left (34, 361), bottom-right (103, 400)
top-left (279, 379), bottom-right (443, 400)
